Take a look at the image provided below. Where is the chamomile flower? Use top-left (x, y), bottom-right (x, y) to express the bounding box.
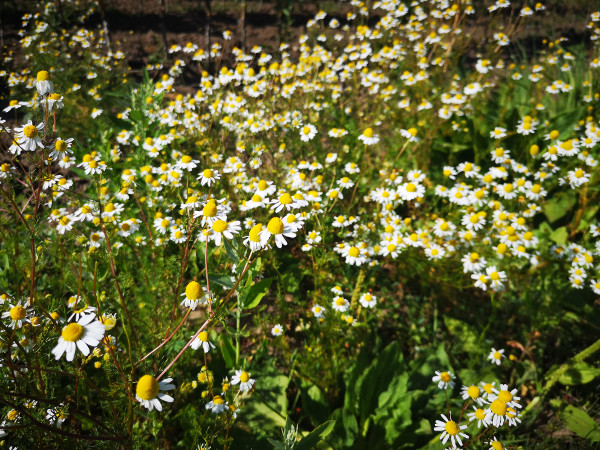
top-left (231, 370), bottom-right (255, 392)
top-left (190, 331), bottom-right (216, 353)
top-left (211, 219), bottom-right (241, 246)
top-left (488, 348), bottom-right (506, 365)
top-left (135, 375), bottom-right (175, 412)
top-left (271, 324), bottom-right (284, 336)
top-left (467, 406), bottom-right (488, 428)
top-left (15, 121), bottom-right (44, 152)
top-left (198, 168), bottom-right (221, 186)
top-left (341, 245), bottom-right (368, 266)
top-left (332, 296), bottom-right (349, 312)
top-left (486, 266), bottom-right (507, 290)
top-left (205, 395), bottom-right (228, 414)
top-left (195, 199), bottom-right (227, 227)
top-left (36, 70), bottom-right (54, 96)
top-left (358, 127), bottom-right (380, 145)
top-left (181, 281), bottom-right (212, 309)
top-left (488, 437), bottom-right (505, 450)
top-left (433, 413), bottom-right (469, 448)
top-left (461, 385), bottom-right (485, 405)
top-left (359, 292), bottom-right (377, 308)
top-left (397, 182), bottom-right (425, 201)
top-left (2, 302), bottom-right (30, 329)
top-left (432, 370), bottom-right (455, 389)
top-left (312, 304), bottom-right (325, 318)
top-left (52, 315), bottom-right (106, 361)
top-left (299, 124), bottom-right (317, 142)
top-left (260, 217), bottom-right (296, 248)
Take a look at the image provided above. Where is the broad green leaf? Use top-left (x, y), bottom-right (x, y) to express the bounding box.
top-left (443, 317), bottom-right (478, 353)
top-left (224, 238), bottom-right (240, 265)
top-left (220, 334), bottom-right (235, 369)
top-left (266, 438), bottom-right (285, 449)
top-left (299, 380), bottom-right (331, 427)
top-left (358, 342), bottom-right (406, 423)
top-left (294, 420), bottom-right (335, 450)
top-left (243, 370), bottom-right (289, 434)
top-left (242, 277), bottom-right (273, 309)
top-left (560, 405), bottom-right (600, 442)
top-left (558, 362), bottom-right (600, 386)
top-left (208, 274), bottom-right (235, 290)
top-left (544, 192), bottom-right (576, 223)
top-left (549, 226), bottom-right (568, 246)
top-left (129, 109), bottom-right (143, 122)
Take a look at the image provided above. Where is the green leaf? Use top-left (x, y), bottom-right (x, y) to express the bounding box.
top-left (224, 239), bottom-right (240, 265)
top-left (299, 380), bottom-right (331, 427)
top-left (243, 370), bottom-right (289, 434)
top-left (549, 226), bottom-right (568, 246)
top-left (242, 277), bottom-right (273, 309)
top-left (560, 405), bottom-right (600, 442)
top-left (220, 334), bottom-right (235, 369)
top-left (443, 317), bottom-right (478, 353)
top-left (208, 274), bottom-right (235, 290)
top-left (294, 421), bottom-right (335, 450)
top-left (558, 362), bottom-right (600, 386)
top-left (266, 438), bottom-right (285, 449)
top-left (129, 110), bottom-right (143, 122)
top-left (357, 342), bottom-right (405, 424)
top-left (544, 192), bottom-right (576, 223)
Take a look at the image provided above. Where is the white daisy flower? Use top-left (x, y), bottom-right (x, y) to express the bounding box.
top-left (231, 370), bottom-right (255, 392)
top-left (135, 375), bottom-right (175, 412)
top-left (190, 331), bottom-right (216, 353)
top-left (51, 315), bottom-right (106, 361)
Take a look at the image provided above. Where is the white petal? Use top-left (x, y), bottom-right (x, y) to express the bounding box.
top-left (158, 394), bottom-right (174, 403)
top-left (66, 342), bottom-right (77, 361)
top-left (76, 340), bottom-right (90, 356)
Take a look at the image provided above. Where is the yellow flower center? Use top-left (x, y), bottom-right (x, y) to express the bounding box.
top-left (406, 183), bottom-right (416, 193)
top-left (186, 281), bottom-right (202, 300)
top-left (348, 247), bottom-right (360, 257)
top-left (444, 420), bottom-right (458, 435)
top-left (59, 216), bottom-right (70, 226)
top-left (475, 408), bottom-right (486, 420)
top-left (240, 371), bottom-right (250, 383)
top-left (136, 375), bottom-right (159, 400)
top-left (492, 441), bottom-right (504, 450)
top-left (490, 399), bottom-right (507, 416)
top-left (203, 169), bottom-right (214, 178)
top-left (37, 70), bottom-right (50, 81)
top-left (267, 217), bottom-right (284, 235)
top-left (198, 331), bottom-right (209, 342)
top-left (440, 372), bottom-right (451, 382)
top-left (363, 127), bottom-right (373, 138)
top-left (203, 200), bottom-right (217, 217)
top-left (258, 180), bottom-right (268, 191)
top-left (181, 155), bottom-right (192, 163)
top-left (10, 305), bottom-right (26, 321)
top-left (23, 125), bottom-right (38, 139)
top-left (279, 193), bottom-right (293, 205)
top-left (249, 224), bottom-right (263, 242)
top-left (61, 323), bottom-right (84, 342)
top-left (212, 220), bottom-right (228, 233)
top-left (213, 395), bottom-right (224, 405)
top-left (467, 385), bottom-right (480, 398)
top-left (498, 390), bottom-right (512, 403)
